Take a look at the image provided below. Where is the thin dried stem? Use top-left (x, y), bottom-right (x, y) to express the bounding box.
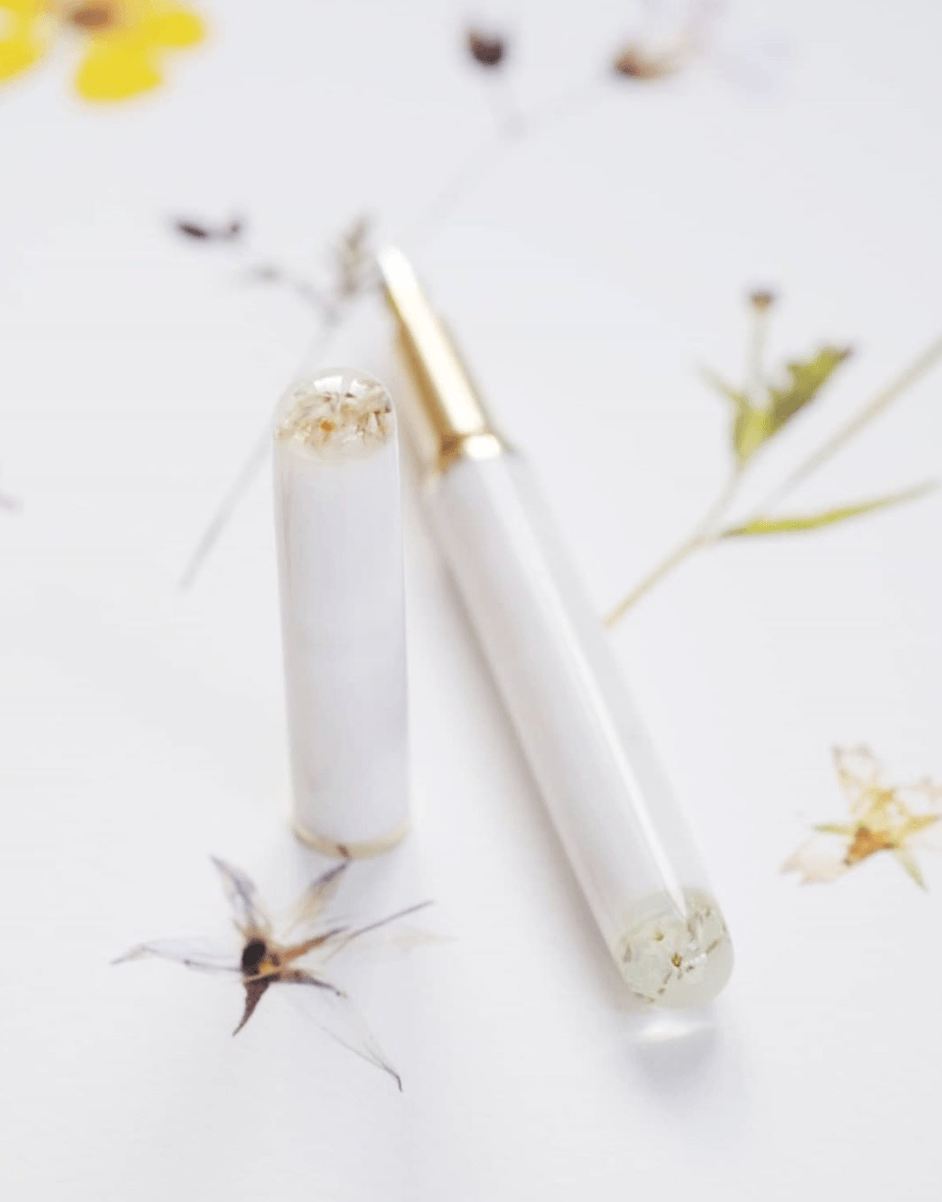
top-left (605, 464), bottom-right (744, 625)
top-left (747, 304), bottom-right (769, 404)
top-left (604, 531), bottom-right (704, 625)
top-left (244, 264), bottom-right (332, 315)
top-left (608, 324), bottom-right (942, 625)
top-left (760, 328), bottom-right (942, 514)
top-left (179, 316), bottom-right (344, 588)
top-left (182, 71), bottom-right (606, 587)
top-left (179, 426), bottom-right (271, 589)
top-left (405, 74), bottom-right (605, 251)
top-left (485, 71), bottom-right (526, 138)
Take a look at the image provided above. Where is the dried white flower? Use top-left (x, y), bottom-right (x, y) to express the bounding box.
top-left (276, 370), bottom-right (394, 459)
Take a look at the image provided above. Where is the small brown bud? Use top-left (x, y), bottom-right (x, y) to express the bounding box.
top-left (467, 29), bottom-right (506, 68)
top-left (613, 45), bottom-right (668, 80)
top-left (174, 216), bottom-right (243, 242)
top-left (176, 220), bottom-right (209, 239)
top-left (749, 289), bottom-right (776, 312)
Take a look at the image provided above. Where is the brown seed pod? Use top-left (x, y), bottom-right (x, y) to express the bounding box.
top-left (749, 289), bottom-right (776, 312)
top-left (467, 28), bottom-right (506, 68)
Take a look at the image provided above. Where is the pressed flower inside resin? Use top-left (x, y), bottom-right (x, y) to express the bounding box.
top-left (615, 890), bottom-right (733, 1008)
top-left (276, 371), bottom-right (394, 459)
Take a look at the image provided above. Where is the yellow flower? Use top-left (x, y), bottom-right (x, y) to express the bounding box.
top-left (783, 747), bottom-right (942, 888)
top-left (0, 0), bottom-right (205, 102)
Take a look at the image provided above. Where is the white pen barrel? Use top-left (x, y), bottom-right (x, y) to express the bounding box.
top-left (426, 453), bottom-right (732, 1007)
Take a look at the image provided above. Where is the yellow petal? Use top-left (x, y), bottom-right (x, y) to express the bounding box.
top-left (142, 7), bottom-right (205, 48)
top-left (75, 37), bottom-right (161, 101)
top-left (0, 28), bottom-right (44, 83)
top-left (0, 0), bottom-right (43, 15)
top-left (892, 847), bottom-right (928, 889)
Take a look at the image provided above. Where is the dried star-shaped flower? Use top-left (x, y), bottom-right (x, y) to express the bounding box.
top-left (115, 859), bottom-right (432, 1089)
top-left (783, 748), bottom-right (942, 888)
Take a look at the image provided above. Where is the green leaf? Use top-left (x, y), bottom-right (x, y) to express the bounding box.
top-left (701, 348), bottom-right (852, 464)
top-left (814, 822), bottom-right (857, 836)
top-left (732, 406), bottom-right (773, 463)
top-left (721, 483), bottom-right (937, 538)
top-left (892, 847), bottom-right (928, 889)
top-left (700, 367), bottom-right (772, 465)
top-left (768, 345), bottom-right (852, 432)
top-left (699, 367), bottom-right (750, 413)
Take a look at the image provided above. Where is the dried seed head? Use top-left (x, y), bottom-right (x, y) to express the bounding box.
top-left (749, 289), bottom-right (776, 312)
top-left (276, 369), bottom-right (395, 460)
top-left (176, 220), bottom-right (209, 239)
top-left (241, 938), bottom-right (267, 975)
top-left (174, 215), bottom-right (243, 242)
top-left (467, 28), bottom-right (506, 68)
top-left (612, 45), bottom-right (677, 80)
top-left (334, 216), bottom-right (373, 297)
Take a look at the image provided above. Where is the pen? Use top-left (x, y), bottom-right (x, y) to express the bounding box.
top-left (379, 248), bottom-right (733, 1008)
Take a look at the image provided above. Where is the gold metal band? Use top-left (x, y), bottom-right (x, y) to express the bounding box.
top-left (378, 247), bottom-right (510, 477)
top-left (292, 818), bottom-right (411, 859)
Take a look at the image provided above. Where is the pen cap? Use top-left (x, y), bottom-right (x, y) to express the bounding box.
top-left (273, 367), bottom-right (410, 856)
top-left (379, 248), bottom-right (732, 1008)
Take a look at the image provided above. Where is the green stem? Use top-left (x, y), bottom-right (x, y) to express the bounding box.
top-left (747, 306), bottom-right (768, 406)
top-left (604, 465), bottom-right (743, 626)
top-left (759, 328), bottom-right (942, 514)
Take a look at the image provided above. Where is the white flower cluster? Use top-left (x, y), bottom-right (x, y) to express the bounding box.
top-left (277, 372), bottom-right (393, 459)
top-left (616, 890), bottom-right (732, 1007)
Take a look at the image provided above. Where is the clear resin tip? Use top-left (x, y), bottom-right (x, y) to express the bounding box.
top-left (615, 890), bottom-right (733, 1008)
top-left (274, 368), bottom-right (410, 857)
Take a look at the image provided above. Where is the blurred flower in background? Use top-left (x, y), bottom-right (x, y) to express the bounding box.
top-left (784, 748), bottom-right (942, 888)
top-left (0, 0), bottom-right (205, 101)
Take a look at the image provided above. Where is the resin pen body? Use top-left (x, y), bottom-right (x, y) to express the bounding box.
top-left (380, 248), bottom-right (732, 1008)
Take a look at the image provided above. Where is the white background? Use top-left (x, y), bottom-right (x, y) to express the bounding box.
top-left (2, 1), bottom-right (941, 1197)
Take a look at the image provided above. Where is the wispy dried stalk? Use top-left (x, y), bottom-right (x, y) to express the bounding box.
top-left (605, 299), bottom-right (942, 626)
top-left (177, 40), bottom-right (621, 584)
top-left (176, 6), bottom-right (725, 585)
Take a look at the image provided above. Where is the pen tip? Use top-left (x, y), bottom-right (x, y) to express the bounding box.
top-left (376, 246), bottom-right (417, 306)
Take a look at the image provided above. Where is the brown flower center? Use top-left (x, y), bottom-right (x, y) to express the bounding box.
top-left (67, 4), bottom-right (117, 30)
top-left (845, 825), bottom-right (896, 865)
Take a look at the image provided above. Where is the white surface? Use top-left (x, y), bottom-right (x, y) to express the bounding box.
top-left (2, 1), bottom-right (942, 1199)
